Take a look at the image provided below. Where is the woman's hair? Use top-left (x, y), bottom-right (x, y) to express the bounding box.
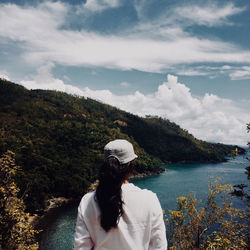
top-left (95, 157), bottom-right (134, 232)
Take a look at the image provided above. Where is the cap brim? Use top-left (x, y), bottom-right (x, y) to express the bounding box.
top-left (121, 154), bottom-right (138, 164)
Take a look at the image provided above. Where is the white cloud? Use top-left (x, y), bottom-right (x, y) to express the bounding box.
top-left (81, 75), bottom-right (250, 146)
top-left (131, 2), bottom-right (245, 40)
top-left (83, 0), bottom-right (121, 12)
top-left (174, 3), bottom-right (245, 27)
top-left (63, 74), bottom-right (71, 81)
top-left (221, 65), bottom-right (232, 70)
top-left (20, 63), bottom-right (84, 96)
top-left (176, 69), bottom-right (209, 76)
top-left (218, 65), bottom-right (250, 80)
top-left (1, 2), bottom-right (250, 74)
top-left (0, 70), bottom-right (10, 81)
top-left (133, 0), bottom-right (149, 20)
top-left (229, 66), bottom-right (250, 80)
top-left (177, 65), bottom-right (250, 79)
top-left (120, 81), bottom-right (130, 87)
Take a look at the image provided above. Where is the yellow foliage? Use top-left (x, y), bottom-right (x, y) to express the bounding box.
top-left (0, 151), bottom-right (39, 249)
top-left (167, 178), bottom-right (248, 249)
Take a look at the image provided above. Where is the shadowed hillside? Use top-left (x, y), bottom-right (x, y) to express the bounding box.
top-left (0, 79), bottom-right (243, 212)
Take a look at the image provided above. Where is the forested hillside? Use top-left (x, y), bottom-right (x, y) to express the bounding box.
top-left (0, 79), bottom-right (242, 212)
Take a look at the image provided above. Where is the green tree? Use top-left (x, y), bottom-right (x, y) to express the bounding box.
top-left (0, 151), bottom-right (38, 250)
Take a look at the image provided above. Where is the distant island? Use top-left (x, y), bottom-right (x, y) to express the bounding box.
top-left (0, 79), bottom-right (245, 213)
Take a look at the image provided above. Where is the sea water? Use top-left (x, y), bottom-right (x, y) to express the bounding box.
top-left (39, 150), bottom-right (249, 250)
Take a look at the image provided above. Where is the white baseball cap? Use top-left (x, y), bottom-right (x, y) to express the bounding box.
top-left (104, 139), bottom-right (138, 164)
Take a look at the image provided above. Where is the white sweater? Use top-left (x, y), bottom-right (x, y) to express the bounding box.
top-left (74, 183), bottom-right (167, 250)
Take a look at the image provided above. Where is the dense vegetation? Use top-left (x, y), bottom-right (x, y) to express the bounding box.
top-left (0, 79), bottom-right (243, 212)
top-left (0, 151), bottom-right (38, 250)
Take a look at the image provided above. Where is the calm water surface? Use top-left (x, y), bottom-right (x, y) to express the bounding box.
top-left (39, 150), bottom-right (249, 250)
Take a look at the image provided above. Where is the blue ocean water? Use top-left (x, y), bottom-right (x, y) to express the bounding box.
top-left (39, 150), bottom-right (249, 250)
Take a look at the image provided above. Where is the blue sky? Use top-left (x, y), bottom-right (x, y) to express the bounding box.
top-left (0, 0), bottom-right (250, 145)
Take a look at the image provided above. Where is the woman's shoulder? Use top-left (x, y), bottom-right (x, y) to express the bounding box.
top-left (78, 191), bottom-right (96, 209)
top-left (122, 183), bottom-right (157, 198)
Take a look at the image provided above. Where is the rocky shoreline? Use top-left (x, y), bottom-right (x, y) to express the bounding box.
top-left (29, 197), bottom-right (72, 227)
top-left (130, 168), bottom-right (166, 179)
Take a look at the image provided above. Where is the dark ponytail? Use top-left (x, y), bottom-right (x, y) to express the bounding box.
top-left (95, 157), bottom-right (134, 232)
